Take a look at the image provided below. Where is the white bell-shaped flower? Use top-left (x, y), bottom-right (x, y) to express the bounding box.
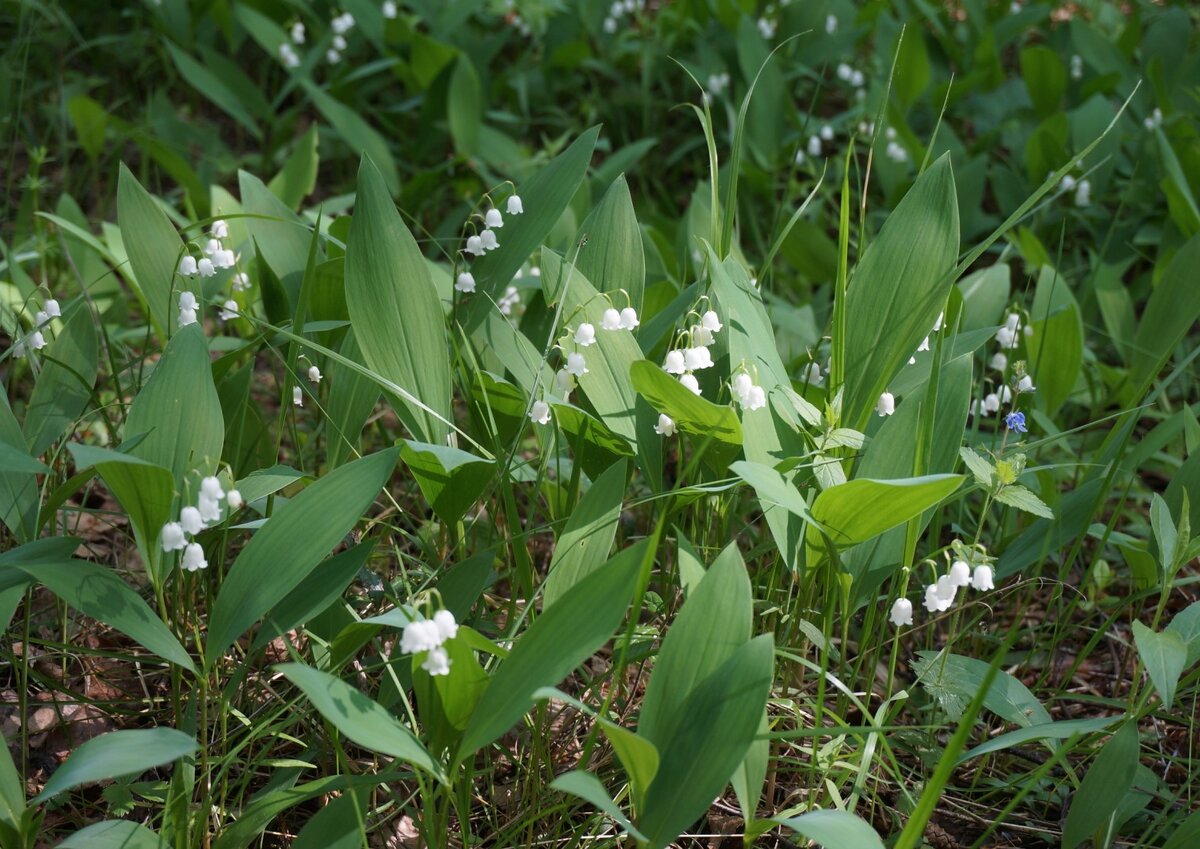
top-left (181, 543), bottom-right (208, 572)
top-left (837, 63), bottom-right (853, 81)
top-left (179, 292), bottom-right (199, 311)
top-left (332, 34), bottom-right (347, 51)
top-left (807, 135), bottom-right (822, 157)
top-left (204, 238), bottom-right (221, 256)
top-left (507, 195), bottom-right (524, 215)
top-left (308, 365), bottom-right (322, 384)
top-left (455, 272), bottom-right (476, 293)
top-left (971, 565), bottom-right (994, 591)
top-left (465, 236), bottom-right (484, 256)
top-left (530, 400), bottom-right (551, 425)
top-left (28, 331), bottom-right (45, 351)
top-left (983, 393), bottom-right (1000, 414)
top-left (654, 414), bottom-right (676, 436)
top-left (825, 13), bottom-right (838, 34)
top-left (485, 208), bottom-right (504, 229)
top-left (421, 646), bottom-right (452, 676)
top-left (34, 311), bottom-right (49, 329)
top-left (290, 21), bottom-right (306, 43)
top-left (999, 386), bottom-right (1012, 404)
top-left (679, 373), bottom-right (702, 396)
top-left (219, 300), bottom-right (238, 321)
top-left (279, 43), bottom-right (301, 68)
top-left (178, 308), bottom-right (198, 327)
top-left (990, 352), bottom-right (1008, 371)
top-left (42, 299), bottom-right (60, 319)
top-left (876, 391), bottom-right (896, 416)
top-left (383, 1), bottom-right (397, 19)
top-left (701, 310), bottom-right (722, 333)
top-left (618, 307), bottom-right (639, 330)
top-left (933, 310), bottom-right (944, 332)
top-left (917, 336), bottom-right (930, 352)
top-left (565, 352), bottom-right (589, 377)
top-left (664, 350), bottom-right (687, 375)
top-left (327, 49), bottom-right (342, 64)
top-left (233, 272), bottom-right (251, 292)
top-left (211, 219), bottom-right (229, 239)
top-left (804, 363), bottom-right (823, 385)
top-left (683, 347), bottom-right (713, 371)
top-left (691, 325), bottom-right (714, 347)
top-left (601, 308), bottom-right (622, 331)
top-left (820, 124), bottom-right (834, 141)
top-left (741, 384), bottom-right (767, 411)
top-left (293, 385), bottom-right (303, 407)
top-left (574, 323), bottom-right (596, 346)
top-left (889, 598), bottom-right (913, 627)
top-left (214, 249), bottom-right (236, 269)
top-left (180, 506), bottom-right (204, 535)
top-left (226, 490), bottom-right (244, 510)
top-left (948, 560), bottom-right (971, 588)
top-left (935, 575), bottom-right (958, 609)
top-left (923, 583), bottom-right (941, 613)
top-left (332, 12), bottom-right (355, 34)
top-left (1074, 179), bottom-right (1091, 208)
top-left (198, 494), bottom-right (221, 524)
top-left (555, 368), bottom-right (575, 399)
top-left (400, 619), bottom-right (441, 654)
top-left (197, 258), bottom-right (216, 277)
top-left (178, 253), bottom-right (197, 277)
top-left (433, 609), bottom-right (458, 642)
top-left (161, 522), bottom-right (187, 552)
top-left (480, 229), bottom-right (500, 251)
top-left (200, 476), bottom-right (224, 501)
top-left (1017, 375), bottom-right (1035, 393)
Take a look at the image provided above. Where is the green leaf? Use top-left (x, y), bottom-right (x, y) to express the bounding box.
top-left (1150, 492), bottom-right (1178, 574)
top-left (959, 447), bottom-right (995, 489)
top-left (639, 635), bottom-right (774, 849)
top-left (239, 170), bottom-right (311, 303)
top-left (400, 441), bottom-right (495, 527)
top-left (913, 651), bottom-right (1050, 726)
top-left (117, 163), bottom-right (184, 337)
top-left (0, 730), bottom-right (23, 843)
top-left (551, 770), bottom-right (646, 842)
top-left (268, 124), bottom-right (320, 210)
top-left (807, 475), bottom-right (963, 553)
top-left (32, 728), bottom-right (196, 803)
top-left (7, 560), bottom-right (194, 672)
top-left (1163, 807), bottom-right (1200, 849)
top-left (840, 155), bottom-right (959, 430)
top-left (124, 326), bottom-right (224, 482)
top-left (1028, 265), bottom-right (1083, 417)
top-left (639, 542), bottom-right (752, 749)
top-left (58, 821), bottom-right (167, 848)
top-left (575, 175), bottom-right (645, 312)
top-left (277, 663), bottom-right (444, 782)
top-left (1132, 621), bottom-right (1186, 708)
top-left (206, 447), bottom-right (398, 664)
top-left (1062, 722), bottom-right (1139, 849)
top-left (164, 41), bottom-right (260, 139)
top-left (730, 461), bottom-right (813, 522)
top-left (325, 331), bottom-right (381, 470)
top-left (0, 442), bottom-right (48, 475)
top-left (774, 810), bottom-right (886, 849)
top-left (1129, 233), bottom-right (1200, 401)
top-left (65, 94), bottom-right (108, 160)
top-left (301, 81), bottom-right (399, 195)
top-left (957, 715), bottom-right (1124, 764)
top-left (292, 791), bottom-right (366, 849)
top-left (1020, 45), bottom-right (1066, 118)
top-left (542, 460), bottom-right (627, 608)
top-left (994, 484), bottom-right (1054, 519)
top-left (345, 156), bottom-right (452, 445)
top-left (1165, 601), bottom-right (1200, 667)
top-left (630, 361), bottom-right (742, 446)
top-left (456, 539), bottom-right (647, 762)
top-left (24, 305), bottom-right (98, 457)
top-left (0, 394), bottom-right (39, 542)
top-left (447, 55), bottom-right (482, 157)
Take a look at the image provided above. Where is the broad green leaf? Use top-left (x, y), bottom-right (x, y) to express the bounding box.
top-left (117, 163), bottom-right (184, 337)
top-left (345, 156), bottom-right (452, 444)
top-left (68, 445), bottom-right (175, 586)
top-left (542, 460), bottom-right (627, 607)
top-left (730, 461), bottom-right (813, 522)
top-left (575, 175), bottom-right (645, 312)
top-left (994, 484), bottom-right (1054, 519)
top-left (456, 539), bottom-right (647, 762)
top-left (1062, 722), bottom-right (1140, 849)
top-left (1165, 601), bottom-right (1200, 667)
top-left (268, 124), bottom-right (319, 210)
top-left (807, 475), bottom-right (963, 554)
top-left (840, 154), bottom-right (959, 430)
top-left (232, 464), bottom-right (308, 505)
top-left (448, 55), bottom-right (481, 157)
top-left (956, 263), bottom-right (1011, 331)
top-left (1150, 492), bottom-right (1178, 573)
top-left (1028, 265), bottom-right (1083, 417)
top-left (238, 170), bottom-right (310, 306)
top-left (65, 94), bottom-right (108, 160)
top-left (892, 26), bottom-right (931, 107)
top-left (58, 821), bottom-right (167, 849)
top-left (1132, 621), bottom-right (1186, 708)
top-left (1164, 807), bottom-right (1200, 849)
top-left (24, 305), bottom-right (98, 457)
top-left (277, 663), bottom-right (444, 782)
top-left (913, 651), bottom-right (1050, 726)
top-left (957, 715), bottom-right (1124, 764)
top-left (0, 394), bottom-right (39, 542)
top-left (206, 447), bottom-right (398, 664)
top-left (630, 361), bottom-right (742, 447)
top-left (0, 443), bottom-right (48, 475)
top-left (400, 441), bottom-right (495, 527)
top-left (640, 635), bottom-right (774, 849)
top-left (959, 446), bottom-right (995, 488)
top-left (32, 728), bottom-right (197, 803)
top-left (292, 791), bottom-right (366, 849)
top-left (326, 331), bottom-right (380, 469)
top-left (164, 41), bottom-right (260, 139)
top-left (1020, 45), bottom-right (1065, 118)
top-left (124, 325), bottom-right (224, 482)
top-left (301, 81), bottom-right (399, 195)
top-left (1129, 233), bottom-right (1200, 401)
top-left (775, 810), bottom-right (886, 849)
top-left (465, 126), bottom-right (600, 295)
top-left (709, 252), bottom-right (807, 569)
top-left (551, 770), bottom-right (646, 842)
top-left (639, 542), bottom-right (752, 748)
top-left (0, 731), bottom-right (23, 843)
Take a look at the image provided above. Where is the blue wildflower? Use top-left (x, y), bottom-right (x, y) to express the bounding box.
top-left (1005, 411), bottom-right (1027, 433)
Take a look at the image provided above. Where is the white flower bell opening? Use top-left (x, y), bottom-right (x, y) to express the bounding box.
top-left (618, 307), bottom-right (640, 330)
top-left (507, 195), bottom-right (524, 215)
top-left (308, 365), bottom-right (323, 384)
top-left (421, 646), bottom-right (451, 676)
top-left (530, 400), bottom-right (551, 425)
top-left (480, 229), bottom-right (500, 251)
top-left (664, 350), bottom-right (686, 375)
top-left (679, 373), bottom-right (701, 396)
top-left (293, 386), bottom-right (303, 407)
top-left (876, 392), bottom-right (896, 417)
top-left (179, 255), bottom-right (198, 277)
top-left (574, 323), bottom-right (596, 346)
top-left (161, 522), bottom-right (187, 552)
top-left (565, 352), bottom-right (589, 377)
top-left (465, 235), bottom-right (484, 256)
top-left (181, 543), bottom-right (208, 572)
top-left (654, 414), bottom-right (676, 436)
top-left (485, 208), bottom-right (504, 229)
top-left (971, 565), bottom-right (995, 591)
top-left (601, 308), bottom-right (623, 331)
top-left (455, 272), bottom-right (476, 293)
top-left (889, 598), bottom-right (913, 627)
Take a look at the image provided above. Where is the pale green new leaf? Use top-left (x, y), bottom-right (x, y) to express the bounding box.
top-left (542, 460), bottom-right (626, 607)
top-left (551, 770), bottom-right (646, 842)
top-left (1132, 621), bottom-right (1186, 709)
top-left (774, 810), bottom-right (886, 849)
top-left (32, 728), bottom-right (197, 803)
top-left (994, 484), bottom-right (1054, 519)
top-left (807, 475), bottom-right (963, 553)
top-left (58, 821), bottom-right (167, 849)
top-left (117, 163), bottom-right (184, 337)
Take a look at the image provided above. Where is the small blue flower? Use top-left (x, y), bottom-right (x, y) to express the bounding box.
top-left (1005, 411), bottom-right (1027, 433)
